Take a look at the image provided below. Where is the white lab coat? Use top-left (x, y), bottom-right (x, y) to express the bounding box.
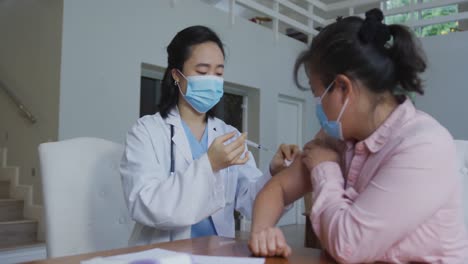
top-left (120, 107), bottom-right (272, 245)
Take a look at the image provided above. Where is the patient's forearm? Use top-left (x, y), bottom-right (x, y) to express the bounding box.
top-left (251, 160), bottom-right (311, 232)
top-left (251, 178), bottom-right (285, 232)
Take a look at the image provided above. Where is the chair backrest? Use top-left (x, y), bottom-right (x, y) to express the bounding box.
top-left (455, 140), bottom-right (468, 228)
top-left (39, 137), bottom-right (133, 258)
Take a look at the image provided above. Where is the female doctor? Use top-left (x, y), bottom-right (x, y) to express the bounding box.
top-left (120, 25), bottom-right (299, 245)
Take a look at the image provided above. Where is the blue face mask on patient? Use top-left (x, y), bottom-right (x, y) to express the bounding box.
top-left (315, 81), bottom-right (349, 140)
top-left (177, 70), bottom-right (224, 113)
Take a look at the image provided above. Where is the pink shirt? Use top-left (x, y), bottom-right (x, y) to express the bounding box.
top-left (310, 99), bottom-right (468, 263)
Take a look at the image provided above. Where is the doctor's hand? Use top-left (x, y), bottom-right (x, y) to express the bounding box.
top-left (208, 131), bottom-right (250, 173)
top-left (249, 226), bottom-right (292, 257)
top-left (269, 144), bottom-right (301, 176)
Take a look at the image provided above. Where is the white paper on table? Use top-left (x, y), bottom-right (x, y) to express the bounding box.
top-left (192, 254), bottom-right (265, 264)
top-left (81, 248), bottom-right (264, 264)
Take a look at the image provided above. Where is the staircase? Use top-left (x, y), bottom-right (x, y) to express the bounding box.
top-left (0, 148), bottom-right (43, 249)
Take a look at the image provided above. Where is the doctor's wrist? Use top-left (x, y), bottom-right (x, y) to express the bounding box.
top-left (208, 155), bottom-right (222, 173)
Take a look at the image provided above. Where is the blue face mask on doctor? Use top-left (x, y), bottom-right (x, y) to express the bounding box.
top-left (315, 80), bottom-right (349, 140)
top-left (177, 70), bottom-right (224, 113)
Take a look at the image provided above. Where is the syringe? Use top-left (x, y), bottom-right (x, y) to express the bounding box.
top-left (246, 139), bottom-right (270, 152)
top-left (246, 139), bottom-right (295, 167)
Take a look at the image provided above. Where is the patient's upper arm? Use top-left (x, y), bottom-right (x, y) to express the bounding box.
top-left (274, 158), bottom-right (312, 205)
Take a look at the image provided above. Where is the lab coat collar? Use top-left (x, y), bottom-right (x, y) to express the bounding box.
top-left (165, 107), bottom-right (182, 128)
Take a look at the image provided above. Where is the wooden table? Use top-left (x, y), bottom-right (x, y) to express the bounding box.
top-left (24, 236), bottom-right (337, 264)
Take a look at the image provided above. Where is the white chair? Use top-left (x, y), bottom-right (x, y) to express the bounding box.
top-left (455, 140), bottom-right (468, 228)
top-left (39, 137), bottom-right (134, 258)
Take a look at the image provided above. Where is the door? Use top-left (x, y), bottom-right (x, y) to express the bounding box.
top-left (276, 95), bottom-right (305, 226)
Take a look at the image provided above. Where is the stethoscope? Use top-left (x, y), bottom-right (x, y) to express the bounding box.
top-left (169, 124), bottom-right (219, 176)
top-left (170, 124), bottom-right (175, 176)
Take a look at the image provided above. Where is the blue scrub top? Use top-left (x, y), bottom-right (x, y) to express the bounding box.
top-left (181, 120), bottom-right (218, 238)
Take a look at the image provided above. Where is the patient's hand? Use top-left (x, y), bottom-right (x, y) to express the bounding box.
top-left (302, 139), bottom-right (341, 172)
top-left (248, 226), bottom-right (292, 258)
top-left (314, 129), bottom-right (346, 154)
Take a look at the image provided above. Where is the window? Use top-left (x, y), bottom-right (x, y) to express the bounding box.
top-left (384, 0), bottom-right (459, 37)
top-left (420, 1), bottom-right (458, 36)
top-left (214, 93), bottom-right (244, 132)
top-left (139, 76), bottom-right (246, 133)
top-left (140, 77), bottom-right (161, 117)
top-left (386, 0), bottom-right (411, 10)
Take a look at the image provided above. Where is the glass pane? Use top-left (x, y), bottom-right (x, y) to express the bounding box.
top-left (421, 5), bottom-right (458, 19)
top-left (386, 0), bottom-right (411, 10)
top-left (386, 12), bottom-right (412, 24)
top-left (215, 93), bottom-right (244, 132)
top-left (139, 77), bottom-right (245, 133)
top-left (140, 77), bottom-right (161, 117)
top-left (421, 21), bottom-right (458, 36)
top-left (214, 92), bottom-right (245, 231)
top-left (420, 4), bottom-right (459, 36)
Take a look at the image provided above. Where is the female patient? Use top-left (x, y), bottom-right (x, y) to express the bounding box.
top-left (249, 9), bottom-right (468, 263)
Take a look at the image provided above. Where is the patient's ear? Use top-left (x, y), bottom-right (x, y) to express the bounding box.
top-left (335, 74), bottom-right (355, 104)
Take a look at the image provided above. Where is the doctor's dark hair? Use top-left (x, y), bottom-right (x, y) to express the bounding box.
top-left (159, 25), bottom-right (225, 119)
top-left (294, 8), bottom-right (426, 103)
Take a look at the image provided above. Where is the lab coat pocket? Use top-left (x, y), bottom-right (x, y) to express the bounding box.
top-left (223, 167), bottom-right (236, 205)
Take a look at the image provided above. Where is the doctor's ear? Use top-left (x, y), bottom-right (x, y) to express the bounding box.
top-left (171, 69), bottom-right (181, 83)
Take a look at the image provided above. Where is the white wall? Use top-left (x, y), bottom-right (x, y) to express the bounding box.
top-left (58, 0), bottom-right (316, 169)
top-left (418, 31), bottom-right (468, 140)
top-left (0, 0), bottom-right (63, 204)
